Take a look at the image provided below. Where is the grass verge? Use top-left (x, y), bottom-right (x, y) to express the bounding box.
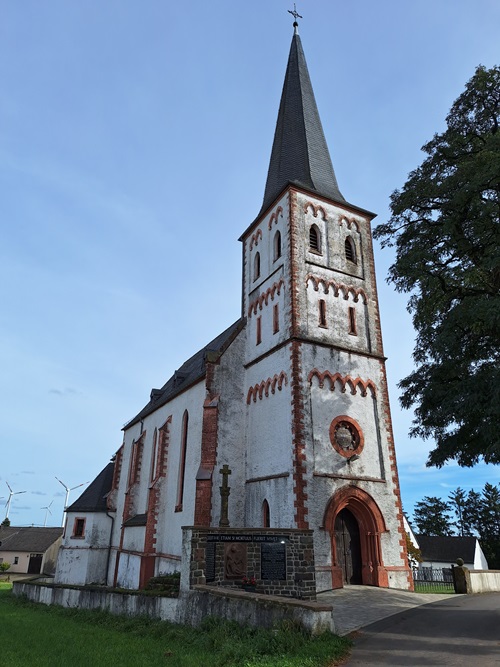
top-left (0, 590), bottom-right (350, 666)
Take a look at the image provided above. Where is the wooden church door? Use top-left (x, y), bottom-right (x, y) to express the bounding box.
top-left (335, 509), bottom-right (362, 584)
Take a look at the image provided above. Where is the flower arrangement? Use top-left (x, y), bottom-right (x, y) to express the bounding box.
top-left (242, 576), bottom-right (256, 586)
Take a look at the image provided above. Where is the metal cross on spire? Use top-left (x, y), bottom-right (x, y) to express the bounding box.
top-left (288, 3), bottom-right (303, 31)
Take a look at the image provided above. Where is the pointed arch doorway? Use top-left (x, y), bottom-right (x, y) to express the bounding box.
top-left (334, 508), bottom-right (362, 584)
top-left (324, 486), bottom-right (390, 589)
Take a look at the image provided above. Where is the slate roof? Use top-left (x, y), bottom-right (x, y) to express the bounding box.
top-left (260, 29), bottom-right (344, 216)
top-left (0, 526), bottom-right (63, 553)
top-left (66, 462), bottom-right (114, 513)
top-left (416, 535), bottom-right (478, 564)
top-left (123, 513), bottom-right (147, 527)
top-left (124, 318), bottom-right (244, 429)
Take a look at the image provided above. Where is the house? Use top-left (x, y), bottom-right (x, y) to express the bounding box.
top-left (416, 535), bottom-right (489, 571)
top-left (0, 526), bottom-right (63, 575)
top-left (56, 23), bottom-right (412, 594)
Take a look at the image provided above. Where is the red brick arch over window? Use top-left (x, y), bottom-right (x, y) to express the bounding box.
top-left (323, 486), bottom-right (389, 589)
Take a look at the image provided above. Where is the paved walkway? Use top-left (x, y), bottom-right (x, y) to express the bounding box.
top-left (345, 592), bottom-right (500, 666)
top-left (318, 585), bottom-right (454, 636)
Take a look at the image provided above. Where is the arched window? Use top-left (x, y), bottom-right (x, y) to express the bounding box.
top-left (253, 252), bottom-right (261, 281)
top-left (345, 236), bottom-right (356, 263)
top-left (273, 230), bottom-right (281, 261)
top-left (176, 411), bottom-right (189, 511)
top-left (319, 299), bottom-right (327, 327)
top-left (309, 225), bottom-right (321, 253)
top-left (262, 499), bottom-right (270, 528)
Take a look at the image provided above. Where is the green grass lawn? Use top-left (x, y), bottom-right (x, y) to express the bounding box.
top-left (0, 590), bottom-right (350, 667)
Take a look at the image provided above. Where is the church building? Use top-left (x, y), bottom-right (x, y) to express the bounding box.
top-left (56, 23), bottom-right (411, 594)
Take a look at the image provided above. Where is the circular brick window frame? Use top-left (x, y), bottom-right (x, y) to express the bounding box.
top-left (329, 415), bottom-right (364, 458)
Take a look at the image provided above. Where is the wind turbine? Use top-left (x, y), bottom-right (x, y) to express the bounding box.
top-left (5, 482), bottom-right (26, 519)
top-left (41, 501), bottom-right (53, 527)
top-left (55, 477), bottom-right (89, 527)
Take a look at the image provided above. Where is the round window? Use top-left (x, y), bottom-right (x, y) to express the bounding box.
top-left (329, 416), bottom-right (364, 458)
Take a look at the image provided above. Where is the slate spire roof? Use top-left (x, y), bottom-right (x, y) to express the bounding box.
top-left (260, 28), bottom-right (344, 214)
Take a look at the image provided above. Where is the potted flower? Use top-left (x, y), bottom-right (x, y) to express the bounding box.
top-left (241, 576), bottom-right (257, 591)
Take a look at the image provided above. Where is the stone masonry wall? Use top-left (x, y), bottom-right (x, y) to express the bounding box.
top-left (187, 527), bottom-right (316, 600)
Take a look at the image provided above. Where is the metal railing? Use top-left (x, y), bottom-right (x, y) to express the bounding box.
top-left (412, 566), bottom-right (456, 593)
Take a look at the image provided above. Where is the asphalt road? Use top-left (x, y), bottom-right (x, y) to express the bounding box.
top-left (345, 593), bottom-right (500, 666)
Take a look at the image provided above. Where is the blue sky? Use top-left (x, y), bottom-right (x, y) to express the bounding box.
top-left (1, 1), bottom-right (498, 528)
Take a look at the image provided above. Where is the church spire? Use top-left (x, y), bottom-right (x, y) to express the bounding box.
top-left (260, 29), bottom-right (345, 214)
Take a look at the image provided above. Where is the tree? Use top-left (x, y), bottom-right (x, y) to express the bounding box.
top-left (1, 518), bottom-right (10, 527)
top-left (462, 489), bottom-right (482, 537)
top-left (405, 533), bottom-right (423, 569)
top-left (374, 65), bottom-right (500, 468)
top-left (413, 496), bottom-right (454, 536)
top-left (448, 487), bottom-right (468, 536)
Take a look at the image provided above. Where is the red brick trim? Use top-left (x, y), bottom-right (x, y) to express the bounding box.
top-left (246, 372), bottom-right (288, 403)
top-left (290, 340), bottom-right (308, 529)
top-left (194, 392), bottom-right (220, 526)
top-left (304, 201), bottom-right (327, 220)
top-left (247, 278), bottom-right (285, 317)
top-left (143, 416), bottom-right (172, 572)
top-left (308, 369), bottom-right (377, 397)
top-left (305, 274), bottom-right (368, 304)
top-left (268, 205), bottom-right (284, 230)
top-left (249, 228), bottom-right (263, 250)
top-left (339, 215), bottom-right (361, 233)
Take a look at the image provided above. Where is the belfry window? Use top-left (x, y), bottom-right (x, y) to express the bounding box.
top-left (254, 252), bottom-right (261, 281)
top-left (345, 237), bottom-right (356, 263)
top-left (273, 231), bottom-right (282, 261)
top-left (348, 307), bottom-right (357, 335)
top-left (309, 225), bottom-right (321, 253)
top-left (319, 299), bottom-right (327, 327)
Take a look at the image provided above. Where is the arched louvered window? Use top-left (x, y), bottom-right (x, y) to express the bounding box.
top-left (309, 225), bottom-right (321, 253)
top-left (345, 236), bottom-right (356, 263)
top-left (254, 252), bottom-right (261, 281)
top-left (273, 230), bottom-right (282, 261)
top-left (262, 499), bottom-right (270, 528)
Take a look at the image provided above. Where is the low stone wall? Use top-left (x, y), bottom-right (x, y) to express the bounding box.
top-left (469, 570), bottom-right (500, 593)
top-left (13, 580), bottom-right (334, 635)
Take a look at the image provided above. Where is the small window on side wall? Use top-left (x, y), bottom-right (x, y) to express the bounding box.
top-left (253, 252), bottom-right (261, 281)
top-left (345, 236), bottom-right (356, 263)
top-left (73, 518), bottom-right (86, 538)
top-left (273, 231), bottom-right (282, 261)
top-left (309, 225), bottom-right (321, 253)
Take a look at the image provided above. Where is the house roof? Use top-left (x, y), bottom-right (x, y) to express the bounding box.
top-left (260, 29), bottom-right (344, 216)
top-left (124, 318), bottom-right (244, 429)
top-left (66, 462), bottom-right (114, 513)
top-left (416, 535), bottom-right (478, 564)
top-left (0, 526), bottom-right (63, 553)
top-left (123, 513), bottom-right (147, 527)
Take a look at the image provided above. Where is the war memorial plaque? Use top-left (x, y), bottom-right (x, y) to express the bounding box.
top-left (260, 542), bottom-right (287, 580)
top-left (205, 542), bottom-right (216, 582)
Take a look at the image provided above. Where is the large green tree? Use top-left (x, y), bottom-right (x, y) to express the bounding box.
top-left (374, 65), bottom-right (500, 467)
top-left (413, 496), bottom-right (454, 536)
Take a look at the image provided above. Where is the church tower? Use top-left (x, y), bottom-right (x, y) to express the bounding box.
top-left (240, 24), bottom-right (411, 590)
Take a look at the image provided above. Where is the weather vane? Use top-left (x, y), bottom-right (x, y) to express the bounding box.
top-left (288, 3), bottom-right (303, 26)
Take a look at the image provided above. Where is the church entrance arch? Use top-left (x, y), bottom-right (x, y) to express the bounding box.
top-left (334, 509), bottom-right (362, 584)
top-left (324, 486), bottom-right (389, 589)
